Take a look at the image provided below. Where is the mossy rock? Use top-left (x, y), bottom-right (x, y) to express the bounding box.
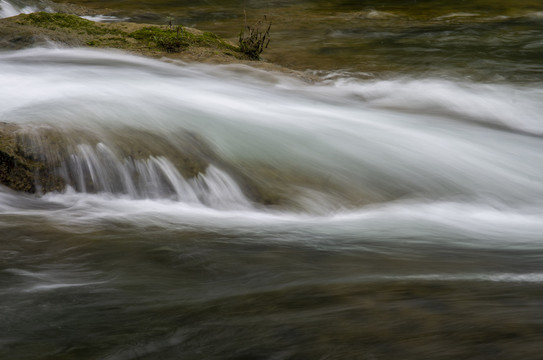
top-left (0, 123), bottom-right (284, 206)
top-left (17, 12), bottom-right (115, 35)
top-left (0, 12), bottom-right (249, 62)
top-left (130, 25), bottom-right (239, 54)
top-left (0, 124), bottom-right (215, 194)
top-left (0, 124), bottom-right (65, 193)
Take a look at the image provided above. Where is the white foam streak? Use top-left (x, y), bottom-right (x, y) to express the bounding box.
top-left (435, 12), bottom-right (479, 20)
top-left (327, 78), bottom-right (543, 135)
top-left (80, 14), bottom-right (127, 22)
top-left (4, 268), bottom-right (109, 292)
top-left (24, 281), bottom-right (106, 292)
top-left (407, 273), bottom-right (543, 283)
top-left (347, 272), bottom-right (543, 283)
top-left (10, 191), bottom-right (541, 249)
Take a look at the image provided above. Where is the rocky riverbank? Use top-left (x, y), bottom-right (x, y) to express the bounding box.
top-left (0, 1), bottom-right (304, 75)
top-left (0, 11), bottom-right (251, 63)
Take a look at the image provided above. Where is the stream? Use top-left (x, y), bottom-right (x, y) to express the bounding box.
top-left (1, 1), bottom-right (543, 359)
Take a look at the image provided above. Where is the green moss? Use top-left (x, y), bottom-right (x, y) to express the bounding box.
top-left (7, 12), bottom-right (249, 59)
top-left (130, 26), bottom-right (169, 41)
top-left (202, 31), bottom-right (218, 39)
top-left (86, 36), bottom-right (128, 47)
top-left (201, 31), bottom-right (238, 52)
top-left (130, 26), bottom-right (239, 54)
top-left (130, 26), bottom-right (186, 52)
top-left (18, 12), bottom-right (125, 36)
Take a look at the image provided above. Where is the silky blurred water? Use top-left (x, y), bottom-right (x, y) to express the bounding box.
top-left (1, 1), bottom-right (543, 359)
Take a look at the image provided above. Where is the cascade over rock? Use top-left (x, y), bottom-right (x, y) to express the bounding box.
top-left (0, 122), bottom-right (276, 208)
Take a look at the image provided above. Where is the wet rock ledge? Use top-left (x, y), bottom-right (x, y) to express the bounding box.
top-left (0, 123), bottom-right (285, 206)
top-left (0, 124), bottom-right (218, 192)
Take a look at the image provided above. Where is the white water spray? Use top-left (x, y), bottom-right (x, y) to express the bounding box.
top-left (1, 47), bottom-right (543, 247)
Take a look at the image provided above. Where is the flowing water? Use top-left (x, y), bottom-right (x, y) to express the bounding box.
top-left (1, 1), bottom-right (543, 359)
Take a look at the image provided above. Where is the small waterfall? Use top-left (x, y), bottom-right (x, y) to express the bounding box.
top-left (60, 143), bottom-right (252, 209)
top-left (0, 122), bottom-right (254, 210)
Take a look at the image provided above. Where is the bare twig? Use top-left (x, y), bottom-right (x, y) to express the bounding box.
top-left (238, 16), bottom-right (271, 60)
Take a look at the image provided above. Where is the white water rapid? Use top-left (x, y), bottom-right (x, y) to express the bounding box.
top-left (1, 47), bottom-right (543, 250)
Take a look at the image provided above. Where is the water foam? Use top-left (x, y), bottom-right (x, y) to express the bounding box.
top-left (80, 14), bottom-right (127, 22)
top-left (1, 48), bottom-right (543, 247)
top-left (325, 77), bottom-right (543, 135)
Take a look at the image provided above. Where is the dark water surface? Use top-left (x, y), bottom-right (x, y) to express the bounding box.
top-left (1, 1), bottom-right (543, 359)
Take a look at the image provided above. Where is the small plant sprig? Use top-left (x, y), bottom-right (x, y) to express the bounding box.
top-left (238, 14), bottom-right (271, 60)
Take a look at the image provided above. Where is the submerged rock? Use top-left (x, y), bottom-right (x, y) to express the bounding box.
top-left (0, 123), bottom-right (381, 211)
top-left (0, 123), bottom-right (213, 192)
top-left (0, 123), bottom-right (285, 207)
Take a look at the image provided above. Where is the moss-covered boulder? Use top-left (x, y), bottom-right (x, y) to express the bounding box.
top-left (0, 12), bottom-right (251, 63)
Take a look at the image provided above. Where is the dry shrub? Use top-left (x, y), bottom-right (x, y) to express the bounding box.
top-left (238, 15), bottom-right (271, 59)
